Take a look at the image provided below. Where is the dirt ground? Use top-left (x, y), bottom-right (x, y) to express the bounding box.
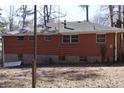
top-left (1, 64), bottom-right (124, 88)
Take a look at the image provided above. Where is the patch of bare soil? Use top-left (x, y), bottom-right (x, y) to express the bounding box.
top-left (1, 66), bottom-right (124, 88)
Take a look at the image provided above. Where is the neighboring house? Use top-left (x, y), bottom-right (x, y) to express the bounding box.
top-left (1, 21), bottom-right (124, 65)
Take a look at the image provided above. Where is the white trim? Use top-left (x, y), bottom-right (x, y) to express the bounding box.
top-left (121, 33), bottom-right (123, 41)
top-left (2, 29), bottom-right (124, 36)
top-left (62, 35), bottom-right (79, 44)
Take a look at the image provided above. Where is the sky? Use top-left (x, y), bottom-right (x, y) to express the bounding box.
top-left (60, 5), bottom-right (100, 21)
top-left (0, 5), bottom-right (100, 22)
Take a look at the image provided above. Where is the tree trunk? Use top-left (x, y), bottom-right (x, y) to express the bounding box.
top-left (109, 5), bottom-right (113, 27)
top-left (118, 5), bottom-right (121, 20)
top-left (9, 6), bottom-right (14, 31)
top-left (86, 5), bottom-right (89, 22)
top-left (22, 5), bottom-right (27, 28)
top-left (43, 5), bottom-right (47, 26)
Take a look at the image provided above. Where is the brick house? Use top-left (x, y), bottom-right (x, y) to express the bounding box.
top-left (1, 21), bottom-right (124, 64)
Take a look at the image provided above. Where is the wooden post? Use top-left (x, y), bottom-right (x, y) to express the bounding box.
top-left (123, 5), bottom-right (124, 29)
top-left (1, 37), bottom-right (4, 67)
top-left (32, 5), bottom-right (37, 88)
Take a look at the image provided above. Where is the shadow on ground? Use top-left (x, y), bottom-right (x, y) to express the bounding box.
top-left (4, 62), bottom-right (124, 69)
top-left (37, 69), bottom-right (101, 82)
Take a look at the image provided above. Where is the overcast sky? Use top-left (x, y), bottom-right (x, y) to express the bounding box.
top-left (0, 5), bottom-right (100, 23)
top-left (60, 5), bottom-right (100, 21)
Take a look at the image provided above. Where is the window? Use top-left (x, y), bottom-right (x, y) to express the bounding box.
top-left (29, 36), bottom-right (34, 40)
top-left (71, 35), bottom-right (79, 43)
top-left (62, 35), bottom-right (70, 43)
top-left (62, 35), bottom-right (79, 43)
top-left (96, 34), bottom-right (105, 43)
top-left (18, 54), bottom-right (23, 61)
top-left (59, 56), bottom-right (65, 61)
top-left (17, 36), bottom-right (24, 40)
top-left (44, 35), bottom-right (52, 41)
top-left (79, 56), bottom-right (87, 61)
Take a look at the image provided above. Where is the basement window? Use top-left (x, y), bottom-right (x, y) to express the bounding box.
top-left (79, 56), bottom-right (87, 62)
top-left (17, 36), bottom-right (24, 40)
top-left (18, 54), bottom-right (23, 61)
top-left (44, 35), bottom-right (52, 41)
top-left (59, 56), bottom-right (65, 61)
top-left (96, 34), bottom-right (105, 43)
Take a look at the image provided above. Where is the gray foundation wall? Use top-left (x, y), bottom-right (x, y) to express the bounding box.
top-left (4, 54), bottom-right (114, 64)
top-left (23, 54), bottom-right (33, 64)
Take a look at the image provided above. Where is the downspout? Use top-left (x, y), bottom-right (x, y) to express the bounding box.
top-left (115, 32), bottom-right (117, 61)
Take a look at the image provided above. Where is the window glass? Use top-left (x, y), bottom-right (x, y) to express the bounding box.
top-left (63, 35), bottom-right (70, 43)
top-left (97, 34), bottom-right (105, 43)
top-left (71, 35), bottom-right (79, 43)
top-left (59, 56), bottom-right (65, 61)
top-left (17, 36), bottom-right (24, 40)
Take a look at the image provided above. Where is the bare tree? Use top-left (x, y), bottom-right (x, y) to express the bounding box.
top-left (92, 5), bottom-right (118, 27)
top-left (118, 5), bottom-right (121, 20)
top-left (0, 8), bottom-right (6, 31)
top-left (16, 5), bottom-right (34, 29)
top-left (109, 5), bottom-right (114, 27)
top-left (43, 5), bottom-right (52, 26)
top-left (92, 13), bottom-right (110, 26)
top-left (8, 6), bottom-right (14, 31)
top-left (38, 5), bottom-right (66, 26)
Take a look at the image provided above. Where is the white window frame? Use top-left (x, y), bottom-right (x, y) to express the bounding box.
top-left (62, 35), bottom-right (79, 44)
top-left (96, 34), bottom-right (106, 43)
top-left (62, 35), bottom-right (71, 43)
top-left (71, 35), bottom-right (79, 43)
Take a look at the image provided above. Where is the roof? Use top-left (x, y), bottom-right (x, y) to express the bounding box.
top-left (2, 21), bottom-right (124, 36)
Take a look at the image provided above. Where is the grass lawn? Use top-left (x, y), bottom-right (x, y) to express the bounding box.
top-left (1, 64), bottom-right (124, 88)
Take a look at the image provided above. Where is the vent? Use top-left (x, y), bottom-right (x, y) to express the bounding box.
top-left (78, 21), bottom-right (81, 23)
top-left (64, 20), bottom-right (67, 28)
top-left (63, 20), bottom-right (74, 30)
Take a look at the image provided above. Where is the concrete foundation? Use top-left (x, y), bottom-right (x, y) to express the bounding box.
top-left (4, 54), bottom-right (114, 64)
top-left (5, 54), bottom-right (18, 62)
top-left (23, 54), bottom-right (33, 64)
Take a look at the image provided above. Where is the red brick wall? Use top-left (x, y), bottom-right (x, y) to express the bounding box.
top-left (3, 33), bottom-right (120, 58)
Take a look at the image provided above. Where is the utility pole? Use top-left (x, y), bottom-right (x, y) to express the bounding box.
top-left (32, 5), bottom-right (37, 88)
top-left (123, 5), bottom-right (124, 29)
